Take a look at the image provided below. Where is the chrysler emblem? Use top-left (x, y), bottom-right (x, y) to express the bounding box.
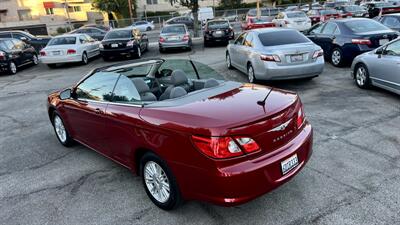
top-left (270, 119), bottom-right (292, 132)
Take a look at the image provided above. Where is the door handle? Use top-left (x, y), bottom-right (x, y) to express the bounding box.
top-left (95, 108), bottom-right (102, 114)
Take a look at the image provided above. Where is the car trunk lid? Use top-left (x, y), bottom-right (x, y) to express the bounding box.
top-left (262, 43), bottom-right (317, 65)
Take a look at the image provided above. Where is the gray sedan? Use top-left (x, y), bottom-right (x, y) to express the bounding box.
top-left (226, 28), bottom-right (324, 82)
top-left (159, 24), bottom-right (192, 52)
top-left (351, 38), bottom-right (400, 95)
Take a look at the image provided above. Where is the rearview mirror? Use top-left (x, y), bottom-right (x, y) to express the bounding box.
top-left (60, 88), bottom-right (72, 100)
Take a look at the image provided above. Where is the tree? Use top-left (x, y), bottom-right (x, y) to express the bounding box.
top-left (169, 0), bottom-right (200, 37)
top-left (92, 0), bottom-right (132, 23)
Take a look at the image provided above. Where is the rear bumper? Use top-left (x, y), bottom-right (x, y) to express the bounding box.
top-left (204, 33), bottom-right (234, 42)
top-left (39, 54), bottom-right (82, 64)
top-left (0, 61), bottom-right (9, 71)
top-left (100, 47), bottom-right (137, 57)
top-left (255, 57), bottom-right (324, 80)
top-left (173, 123), bottom-right (313, 206)
top-left (286, 23), bottom-right (311, 31)
top-left (159, 41), bottom-right (190, 49)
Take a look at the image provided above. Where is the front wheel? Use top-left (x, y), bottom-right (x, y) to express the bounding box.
top-left (135, 46), bottom-right (142, 59)
top-left (355, 64), bottom-right (370, 89)
top-left (81, 52), bottom-right (88, 65)
top-left (52, 112), bottom-right (74, 147)
top-left (331, 48), bottom-right (343, 67)
top-left (8, 61), bottom-right (17, 75)
top-left (141, 152), bottom-right (183, 210)
top-left (247, 64), bottom-right (257, 83)
top-left (226, 52), bottom-right (233, 69)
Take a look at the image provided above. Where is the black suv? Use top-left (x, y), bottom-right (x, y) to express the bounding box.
top-left (0, 38), bottom-right (38, 75)
top-left (204, 19), bottom-right (234, 46)
top-left (0, 31), bottom-right (51, 53)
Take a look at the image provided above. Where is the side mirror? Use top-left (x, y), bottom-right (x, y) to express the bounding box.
top-left (375, 48), bottom-right (383, 55)
top-left (60, 88), bottom-right (72, 100)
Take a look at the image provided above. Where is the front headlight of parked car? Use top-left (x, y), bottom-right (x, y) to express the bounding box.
top-left (99, 43), bottom-right (104, 49)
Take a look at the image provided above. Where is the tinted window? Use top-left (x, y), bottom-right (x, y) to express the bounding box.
top-left (0, 33), bottom-right (12, 38)
top-left (244, 32), bottom-right (253, 47)
top-left (75, 72), bottom-right (119, 101)
top-left (322, 22), bottom-right (337, 34)
top-left (158, 59), bottom-right (197, 80)
top-left (345, 20), bottom-right (390, 33)
top-left (3, 40), bottom-right (15, 50)
top-left (250, 17), bottom-right (272, 23)
top-left (162, 26), bottom-right (186, 34)
top-left (104, 30), bottom-right (132, 39)
top-left (287, 12), bottom-right (307, 18)
top-left (384, 40), bottom-right (400, 56)
top-left (258, 30), bottom-right (310, 46)
top-left (235, 33), bottom-right (247, 45)
top-left (11, 39), bottom-right (25, 49)
top-left (112, 75), bottom-right (141, 103)
top-left (382, 17), bottom-right (400, 28)
top-left (207, 21), bottom-right (229, 29)
top-left (12, 33), bottom-right (30, 40)
top-left (48, 37), bottom-right (76, 46)
top-left (320, 10), bottom-right (338, 15)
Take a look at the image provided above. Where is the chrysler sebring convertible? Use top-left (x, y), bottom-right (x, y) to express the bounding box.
top-left (47, 58), bottom-right (313, 210)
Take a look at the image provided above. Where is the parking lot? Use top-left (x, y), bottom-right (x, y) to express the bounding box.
top-left (0, 41), bottom-right (399, 225)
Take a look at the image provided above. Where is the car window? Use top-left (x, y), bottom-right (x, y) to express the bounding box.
top-left (244, 32), bottom-right (254, 47)
top-left (0, 41), bottom-right (8, 50)
top-left (158, 59), bottom-right (198, 80)
top-left (48, 37), bottom-right (76, 46)
top-left (258, 30), bottom-right (310, 46)
top-left (117, 64), bottom-right (153, 77)
top-left (207, 21), bottom-right (229, 29)
top-left (235, 32), bottom-right (247, 45)
top-left (382, 17), bottom-right (400, 28)
top-left (112, 75), bottom-right (141, 103)
top-left (11, 39), bottom-right (25, 49)
top-left (12, 33), bottom-right (30, 40)
top-left (79, 35), bottom-right (89, 44)
top-left (162, 25), bottom-right (186, 34)
top-left (321, 22), bottom-right (337, 34)
top-left (0, 33), bottom-right (12, 38)
top-left (287, 12), bottom-right (307, 18)
top-left (3, 40), bottom-right (15, 50)
top-left (75, 72), bottom-right (120, 101)
top-left (384, 40), bottom-right (400, 56)
top-left (345, 20), bottom-right (390, 33)
top-left (104, 30), bottom-right (132, 39)
top-left (309, 23), bottom-right (324, 34)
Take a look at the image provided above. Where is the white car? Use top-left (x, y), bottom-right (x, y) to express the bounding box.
top-left (130, 21), bottom-right (155, 32)
top-left (39, 34), bottom-right (100, 68)
top-left (273, 11), bottom-right (312, 32)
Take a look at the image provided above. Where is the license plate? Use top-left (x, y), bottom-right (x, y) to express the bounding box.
top-left (281, 154), bottom-right (299, 175)
top-left (379, 39), bottom-right (389, 46)
top-left (290, 54), bottom-right (303, 62)
top-left (356, 13), bottom-right (363, 17)
top-left (52, 51), bottom-right (60, 56)
top-left (111, 43), bottom-right (119, 48)
top-left (168, 36), bottom-right (179, 41)
top-left (216, 31), bottom-right (223, 34)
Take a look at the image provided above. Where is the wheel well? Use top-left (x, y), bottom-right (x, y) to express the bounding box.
top-left (48, 107), bottom-right (56, 123)
top-left (134, 148), bottom-right (154, 175)
top-left (353, 62), bottom-right (365, 78)
top-left (247, 61), bottom-right (252, 69)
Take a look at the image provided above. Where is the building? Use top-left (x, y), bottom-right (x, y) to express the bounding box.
top-left (0, 0), bottom-right (105, 35)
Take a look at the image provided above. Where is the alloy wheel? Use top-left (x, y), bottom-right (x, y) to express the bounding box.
top-left (9, 62), bottom-right (17, 74)
top-left (54, 115), bottom-right (67, 143)
top-left (144, 161), bottom-right (170, 203)
top-left (82, 53), bottom-right (88, 64)
top-left (226, 54), bottom-right (231, 68)
top-left (356, 66), bottom-right (367, 87)
top-left (248, 65), bottom-right (255, 83)
top-left (32, 55), bottom-right (38, 65)
top-left (331, 50), bottom-right (341, 66)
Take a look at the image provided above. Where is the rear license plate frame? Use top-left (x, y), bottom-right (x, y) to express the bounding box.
top-left (290, 54), bottom-right (303, 63)
top-left (281, 154), bottom-right (299, 175)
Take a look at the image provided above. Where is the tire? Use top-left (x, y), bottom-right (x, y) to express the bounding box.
top-left (47, 64), bottom-right (57, 69)
top-left (32, 54), bottom-right (39, 65)
top-left (8, 61), bottom-right (17, 75)
top-left (331, 48), bottom-right (344, 67)
top-left (135, 46), bottom-right (142, 59)
top-left (226, 52), bottom-right (233, 69)
top-left (247, 64), bottom-right (257, 83)
top-left (81, 52), bottom-right (88, 65)
top-left (140, 152), bottom-right (183, 210)
top-left (159, 48), bottom-right (164, 53)
top-left (52, 112), bottom-right (74, 147)
top-left (146, 27), bottom-right (151, 31)
top-left (354, 63), bottom-right (370, 89)
top-left (102, 56), bottom-right (110, 61)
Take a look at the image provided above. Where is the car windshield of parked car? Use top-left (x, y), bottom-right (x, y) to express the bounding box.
top-left (207, 21), bottom-right (229, 29)
top-left (320, 10), bottom-right (338, 15)
top-left (345, 20), bottom-right (390, 33)
top-left (48, 37), bottom-right (76, 46)
top-left (0, 41), bottom-right (8, 50)
top-left (250, 17), bottom-right (272, 23)
top-left (287, 12), bottom-right (307, 18)
top-left (162, 26), bottom-right (186, 34)
top-left (259, 30), bottom-right (310, 46)
top-left (104, 30), bottom-right (132, 39)
top-left (158, 59), bottom-right (225, 80)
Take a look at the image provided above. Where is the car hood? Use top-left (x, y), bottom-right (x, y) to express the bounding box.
top-left (139, 84), bottom-right (298, 136)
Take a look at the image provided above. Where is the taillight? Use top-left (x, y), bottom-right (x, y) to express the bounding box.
top-left (192, 136), bottom-right (243, 159)
top-left (297, 106), bottom-right (305, 129)
top-left (352, 39), bottom-right (371, 45)
top-left (312, 49), bottom-right (324, 59)
top-left (127, 40), bottom-right (134, 47)
top-left (260, 54), bottom-right (281, 62)
top-left (39, 51), bottom-right (46, 56)
top-left (0, 51), bottom-right (6, 60)
top-left (182, 34), bottom-right (189, 41)
top-left (159, 37), bottom-right (165, 43)
top-left (66, 49), bottom-right (76, 54)
top-left (235, 137), bottom-right (260, 153)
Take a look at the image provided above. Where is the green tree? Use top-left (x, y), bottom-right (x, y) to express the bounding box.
top-left (92, 0), bottom-right (132, 21)
top-left (169, 0), bottom-right (200, 37)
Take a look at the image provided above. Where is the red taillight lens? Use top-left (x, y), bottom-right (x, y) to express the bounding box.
top-left (182, 34), bottom-right (190, 41)
top-left (159, 37), bottom-right (165, 42)
top-left (192, 136), bottom-right (243, 159)
top-left (67, 49), bottom-right (76, 54)
top-left (312, 49), bottom-right (324, 59)
top-left (39, 51), bottom-right (46, 56)
top-left (352, 39), bottom-right (371, 45)
top-left (260, 54), bottom-right (281, 62)
top-left (234, 137), bottom-right (260, 153)
top-left (297, 106), bottom-right (305, 129)
top-left (0, 51), bottom-right (5, 60)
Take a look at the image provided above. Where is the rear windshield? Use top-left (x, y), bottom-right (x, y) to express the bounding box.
top-left (48, 37), bottom-right (76, 46)
top-left (258, 30), bottom-right (310, 46)
top-left (162, 26), bottom-right (186, 34)
top-left (207, 21), bottom-right (229, 29)
top-left (344, 6), bottom-right (363, 11)
top-left (345, 20), bottom-right (390, 33)
top-left (320, 10), bottom-right (338, 15)
top-left (104, 30), bottom-right (132, 39)
top-left (250, 17), bottom-right (272, 23)
top-left (248, 8), bottom-right (280, 16)
top-left (287, 12), bottom-right (307, 18)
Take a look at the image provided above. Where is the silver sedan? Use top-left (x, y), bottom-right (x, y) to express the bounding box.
top-left (226, 28), bottom-right (324, 82)
top-left (351, 38), bottom-right (400, 95)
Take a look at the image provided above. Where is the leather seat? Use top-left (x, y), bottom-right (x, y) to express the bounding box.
top-left (169, 87), bottom-right (187, 99)
top-left (132, 78), bottom-right (157, 101)
top-left (203, 78), bottom-right (219, 88)
top-left (159, 70), bottom-right (191, 100)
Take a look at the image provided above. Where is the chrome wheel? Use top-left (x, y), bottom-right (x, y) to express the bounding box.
top-left (32, 55), bottom-right (38, 65)
top-left (356, 66), bottom-right (367, 87)
top-left (54, 115), bottom-right (67, 143)
top-left (82, 53), bottom-right (88, 64)
top-left (248, 65), bottom-right (255, 83)
top-left (144, 161), bottom-right (170, 203)
top-left (226, 54), bottom-right (231, 68)
top-left (9, 62), bottom-right (17, 74)
top-left (331, 49), bottom-right (341, 66)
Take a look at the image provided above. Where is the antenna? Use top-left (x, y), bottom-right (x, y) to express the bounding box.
top-left (257, 87), bottom-right (273, 106)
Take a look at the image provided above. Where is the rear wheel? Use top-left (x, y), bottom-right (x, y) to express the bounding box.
top-left (331, 48), bottom-right (343, 67)
top-left (52, 112), bottom-right (74, 147)
top-left (355, 63), bottom-right (370, 89)
top-left (146, 27), bottom-right (151, 31)
top-left (32, 54), bottom-right (39, 65)
top-left (226, 52), bottom-right (233, 69)
top-left (140, 152), bottom-right (182, 210)
top-left (8, 61), bottom-right (17, 75)
top-left (81, 52), bottom-right (88, 65)
top-left (247, 64), bottom-right (256, 83)
top-left (135, 46), bottom-right (142, 59)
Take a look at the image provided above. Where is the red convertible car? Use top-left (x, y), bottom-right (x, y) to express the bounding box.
top-left (47, 58), bottom-right (313, 210)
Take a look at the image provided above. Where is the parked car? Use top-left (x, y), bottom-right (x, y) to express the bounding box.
top-left (159, 24), bottom-right (192, 52)
top-left (164, 16), bottom-right (196, 29)
top-left (335, 5), bottom-right (368, 17)
top-left (241, 17), bottom-right (276, 30)
top-left (70, 27), bottom-right (107, 41)
top-left (221, 11), bottom-right (238, 22)
top-left (226, 28), bottom-right (324, 82)
top-left (245, 7), bottom-right (283, 21)
top-left (204, 19), bottom-right (234, 46)
top-left (285, 6), bottom-right (300, 12)
top-left (80, 24), bottom-right (110, 31)
top-left (300, 3), bottom-right (323, 12)
top-left (47, 58), bottom-right (313, 210)
top-left (351, 38), bottom-right (400, 94)
top-left (273, 11), bottom-right (312, 31)
top-left (375, 13), bottom-right (400, 31)
top-left (100, 28), bottom-right (148, 60)
top-left (185, 7), bottom-right (214, 24)
top-left (305, 18), bottom-right (398, 66)
top-left (308, 9), bottom-right (342, 25)
top-left (0, 30), bottom-right (51, 52)
top-left (130, 21), bottom-right (155, 32)
top-left (0, 38), bottom-right (38, 75)
top-left (39, 34), bottom-right (100, 68)
top-left (364, 2), bottom-right (400, 18)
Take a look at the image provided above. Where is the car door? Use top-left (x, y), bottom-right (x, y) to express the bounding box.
top-left (236, 32), bottom-right (254, 72)
top-left (230, 32), bottom-right (247, 68)
top-left (317, 22), bottom-right (338, 56)
top-left (16, 39), bottom-right (34, 63)
top-left (7, 39), bottom-right (26, 66)
top-left (373, 40), bottom-right (400, 90)
top-left (306, 22), bottom-right (325, 46)
top-left (62, 72), bottom-right (120, 153)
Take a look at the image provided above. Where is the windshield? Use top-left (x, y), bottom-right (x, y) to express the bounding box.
top-left (345, 20), bottom-right (390, 33)
top-left (162, 26), bottom-right (186, 34)
top-left (104, 30), bottom-right (132, 39)
top-left (320, 10), bottom-right (338, 15)
top-left (158, 59), bottom-right (225, 80)
top-left (48, 37), bottom-right (76, 46)
top-left (287, 12), bottom-right (307, 18)
top-left (207, 21), bottom-right (229, 29)
top-left (258, 30), bottom-right (310, 46)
